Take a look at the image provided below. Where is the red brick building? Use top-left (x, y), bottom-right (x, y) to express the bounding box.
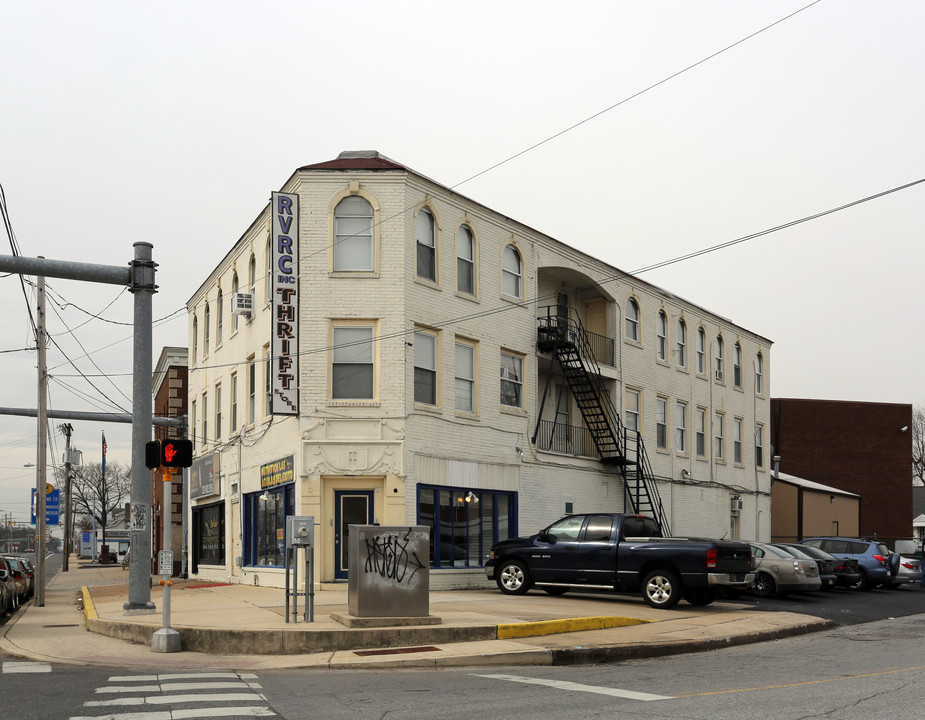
top-left (770, 398), bottom-right (913, 539)
top-left (152, 346), bottom-right (189, 575)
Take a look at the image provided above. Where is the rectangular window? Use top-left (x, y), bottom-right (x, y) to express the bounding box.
top-left (418, 485), bottom-right (517, 568)
top-left (215, 384), bottom-right (222, 441)
top-left (247, 355), bottom-right (256, 424)
top-left (675, 401), bottom-right (687, 453)
top-left (202, 392), bottom-right (208, 445)
top-left (191, 400), bottom-right (196, 452)
top-left (332, 326), bottom-right (374, 399)
top-left (715, 412), bottom-right (725, 461)
top-left (193, 502), bottom-right (225, 566)
top-left (625, 388), bottom-right (640, 433)
top-left (756, 354), bottom-right (764, 395)
top-left (656, 396), bottom-right (667, 449)
top-left (414, 330), bottom-right (437, 405)
top-left (734, 417), bottom-right (743, 464)
top-left (245, 485), bottom-right (294, 567)
top-left (500, 351), bottom-right (523, 408)
top-left (755, 423), bottom-right (765, 468)
top-left (696, 407), bottom-right (706, 457)
top-left (230, 373), bottom-right (238, 432)
top-left (455, 341), bottom-right (475, 412)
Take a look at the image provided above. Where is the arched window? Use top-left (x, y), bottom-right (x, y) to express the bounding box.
top-left (734, 342), bottom-right (742, 387)
top-left (456, 225), bottom-right (475, 295)
top-left (232, 273), bottom-right (239, 331)
top-left (334, 195), bottom-right (374, 271)
top-left (203, 303), bottom-right (210, 356)
top-left (416, 208), bottom-right (436, 281)
top-left (715, 335), bottom-right (725, 381)
top-left (677, 318), bottom-right (687, 367)
top-left (657, 310), bottom-right (667, 361)
top-left (192, 316), bottom-right (198, 365)
top-left (697, 327), bottom-right (706, 374)
top-left (502, 245), bottom-right (522, 299)
top-left (625, 298), bottom-right (639, 341)
top-left (755, 352), bottom-right (764, 394)
top-left (249, 254), bottom-right (256, 298)
top-left (216, 289), bottom-right (223, 346)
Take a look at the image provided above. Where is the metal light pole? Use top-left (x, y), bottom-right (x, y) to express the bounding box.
top-left (60, 423), bottom-right (73, 572)
top-left (34, 270), bottom-right (47, 607)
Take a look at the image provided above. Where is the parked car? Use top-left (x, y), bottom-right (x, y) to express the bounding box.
top-left (777, 543), bottom-right (836, 591)
top-left (799, 537), bottom-right (898, 591)
top-left (9, 556), bottom-right (35, 598)
top-left (3, 556), bottom-right (30, 603)
top-left (749, 542), bottom-right (822, 597)
top-left (0, 556), bottom-right (17, 615)
top-left (790, 545), bottom-right (862, 589)
top-left (887, 555), bottom-right (922, 587)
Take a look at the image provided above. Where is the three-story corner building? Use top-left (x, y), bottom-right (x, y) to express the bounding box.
top-left (186, 150), bottom-right (773, 589)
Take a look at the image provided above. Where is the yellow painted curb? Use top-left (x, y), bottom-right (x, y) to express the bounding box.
top-left (497, 615), bottom-right (651, 639)
top-left (81, 586), bottom-right (98, 629)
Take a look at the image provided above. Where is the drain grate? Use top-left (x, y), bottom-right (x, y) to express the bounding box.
top-left (354, 646), bottom-right (441, 657)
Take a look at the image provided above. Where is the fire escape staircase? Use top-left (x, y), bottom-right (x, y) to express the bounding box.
top-left (536, 309), bottom-right (670, 536)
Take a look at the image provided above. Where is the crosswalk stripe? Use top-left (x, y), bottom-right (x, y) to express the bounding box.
top-left (473, 673), bottom-right (674, 701)
top-left (97, 682), bottom-right (253, 694)
top-left (70, 709), bottom-right (276, 720)
top-left (86, 693), bottom-right (267, 707)
top-left (108, 673), bottom-right (257, 682)
top-left (2, 661), bottom-right (52, 673)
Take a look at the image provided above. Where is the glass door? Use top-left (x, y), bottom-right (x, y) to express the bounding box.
top-left (334, 489), bottom-right (374, 580)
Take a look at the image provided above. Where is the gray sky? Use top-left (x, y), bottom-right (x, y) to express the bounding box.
top-left (2, 0), bottom-right (923, 524)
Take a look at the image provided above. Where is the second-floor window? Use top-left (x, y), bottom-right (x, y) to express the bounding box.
top-left (756, 352), bottom-right (764, 394)
top-left (734, 417), bottom-right (743, 464)
top-left (656, 397), bottom-right (667, 449)
top-left (625, 389), bottom-right (640, 433)
top-left (230, 373), bottom-right (238, 432)
top-left (696, 407), bottom-right (706, 457)
top-left (215, 384), bottom-right (222, 441)
top-left (500, 351), bottom-right (523, 408)
top-left (332, 326), bottom-right (374, 399)
top-left (675, 401), bottom-right (687, 453)
top-left (414, 331), bottom-right (437, 405)
top-left (455, 342), bottom-right (475, 412)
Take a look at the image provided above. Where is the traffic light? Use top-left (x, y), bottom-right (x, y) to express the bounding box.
top-left (160, 439), bottom-right (193, 468)
top-left (145, 441), bottom-right (161, 469)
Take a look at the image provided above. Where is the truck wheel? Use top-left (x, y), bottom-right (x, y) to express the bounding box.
top-left (683, 588), bottom-right (717, 606)
top-left (642, 568), bottom-right (681, 609)
top-left (497, 560), bottom-right (533, 595)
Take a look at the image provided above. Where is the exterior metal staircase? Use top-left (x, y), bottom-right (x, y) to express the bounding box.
top-left (536, 307), bottom-right (670, 535)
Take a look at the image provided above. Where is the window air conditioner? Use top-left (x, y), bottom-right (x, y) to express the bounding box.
top-left (731, 497), bottom-right (744, 513)
top-left (231, 293), bottom-right (253, 317)
top-left (715, 369), bottom-right (724, 381)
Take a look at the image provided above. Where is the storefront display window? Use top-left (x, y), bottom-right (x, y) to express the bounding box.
top-left (417, 485), bottom-right (516, 568)
top-left (245, 484), bottom-right (294, 567)
top-left (193, 502), bottom-right (225, 566)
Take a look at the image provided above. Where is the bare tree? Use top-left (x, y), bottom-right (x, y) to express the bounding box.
top-left (54, 461), bottom-right (131, 537)
top-left (914, 405), bottom-right (925, 487)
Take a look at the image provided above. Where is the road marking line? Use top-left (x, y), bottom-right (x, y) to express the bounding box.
top-left (473, 673), bottom-right (673, 701)
top-left (108, 673), bottom-right (257, 682)
top-left (2, 661), bottom-right (52, 673)
top-left (70, 709), bottom-right (276, 720)
top-left (97, 682), bottom-right (253, 694)
top-left (86, 693), bottom-right (267, 707)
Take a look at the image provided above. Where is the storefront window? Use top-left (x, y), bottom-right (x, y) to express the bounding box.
top-left (245, 484), bottom-right (294, 567)
top-left (417, 485), bottom-right (516, 568)
top-left (193, 502), bottom-right (225, 566)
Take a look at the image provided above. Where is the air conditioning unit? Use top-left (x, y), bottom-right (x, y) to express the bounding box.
top-left (731, 497), bottom-right (744, 513)
top-left (231, 292), bottom-right (253, 317)
top-left (715, 369), bottom-right (724, 381)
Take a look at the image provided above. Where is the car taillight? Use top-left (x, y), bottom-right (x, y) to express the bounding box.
top-left (793, 561), bottom-right (806, 575)
top-left (706, 547), bottom-right (717, 569)
top-left (873, 554), bottom-right (888, 566)
top-left (902, 562), bottom-right (914, 570)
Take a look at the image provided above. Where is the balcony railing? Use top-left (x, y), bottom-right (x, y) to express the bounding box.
top-left (535, 420), bottom-right (598, 457)
top-left (537, 307), bottom-right (614, 367)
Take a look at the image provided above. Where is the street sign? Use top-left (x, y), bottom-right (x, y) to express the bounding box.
top-left (158, 550), bottom-right (174, 576)
top-left (31, 488), bottom-right (60, 525)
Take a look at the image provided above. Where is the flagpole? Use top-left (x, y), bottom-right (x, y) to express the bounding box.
top-left (101, 431), bottom-right (107, 561)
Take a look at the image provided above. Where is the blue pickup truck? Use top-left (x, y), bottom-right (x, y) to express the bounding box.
top-left (485, 513), bottom-right (755, 609)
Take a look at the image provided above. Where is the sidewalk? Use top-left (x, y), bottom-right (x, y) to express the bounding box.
top-left (0, 557), bottom-right (834, 670)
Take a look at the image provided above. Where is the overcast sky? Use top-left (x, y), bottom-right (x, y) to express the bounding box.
top-left (2, 1), bottom-right (923, 524)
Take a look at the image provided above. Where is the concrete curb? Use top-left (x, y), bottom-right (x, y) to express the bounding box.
top-left (498, 615), bottom-right (650, 639)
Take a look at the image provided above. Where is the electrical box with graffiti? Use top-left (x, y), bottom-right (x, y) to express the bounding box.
top-left (347, 525), bottom-right (430, 618)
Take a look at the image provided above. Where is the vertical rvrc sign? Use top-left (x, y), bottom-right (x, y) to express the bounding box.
top-left (271, 191), bottom-right (299, 415)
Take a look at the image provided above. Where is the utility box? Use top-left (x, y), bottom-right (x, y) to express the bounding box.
top-left (286, 515), bottom-right (314, 547)
top-left (347, 525), bottom-right (429, 618)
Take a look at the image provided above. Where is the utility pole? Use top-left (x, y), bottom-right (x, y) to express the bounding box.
top-left (34, 269), bottom-right (47, 607)
top-left (60, 423), bottom-right (74, 572)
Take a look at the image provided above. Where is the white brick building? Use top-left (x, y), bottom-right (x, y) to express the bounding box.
top-left (186, 151), bottom-right (772, 589)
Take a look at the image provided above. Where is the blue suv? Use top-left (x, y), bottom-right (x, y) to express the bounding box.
top-left (800, 537), bottom-right (898, 591)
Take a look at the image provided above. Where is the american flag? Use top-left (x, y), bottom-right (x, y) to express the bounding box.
top-left (102, 433), bottom-right (107, 472)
